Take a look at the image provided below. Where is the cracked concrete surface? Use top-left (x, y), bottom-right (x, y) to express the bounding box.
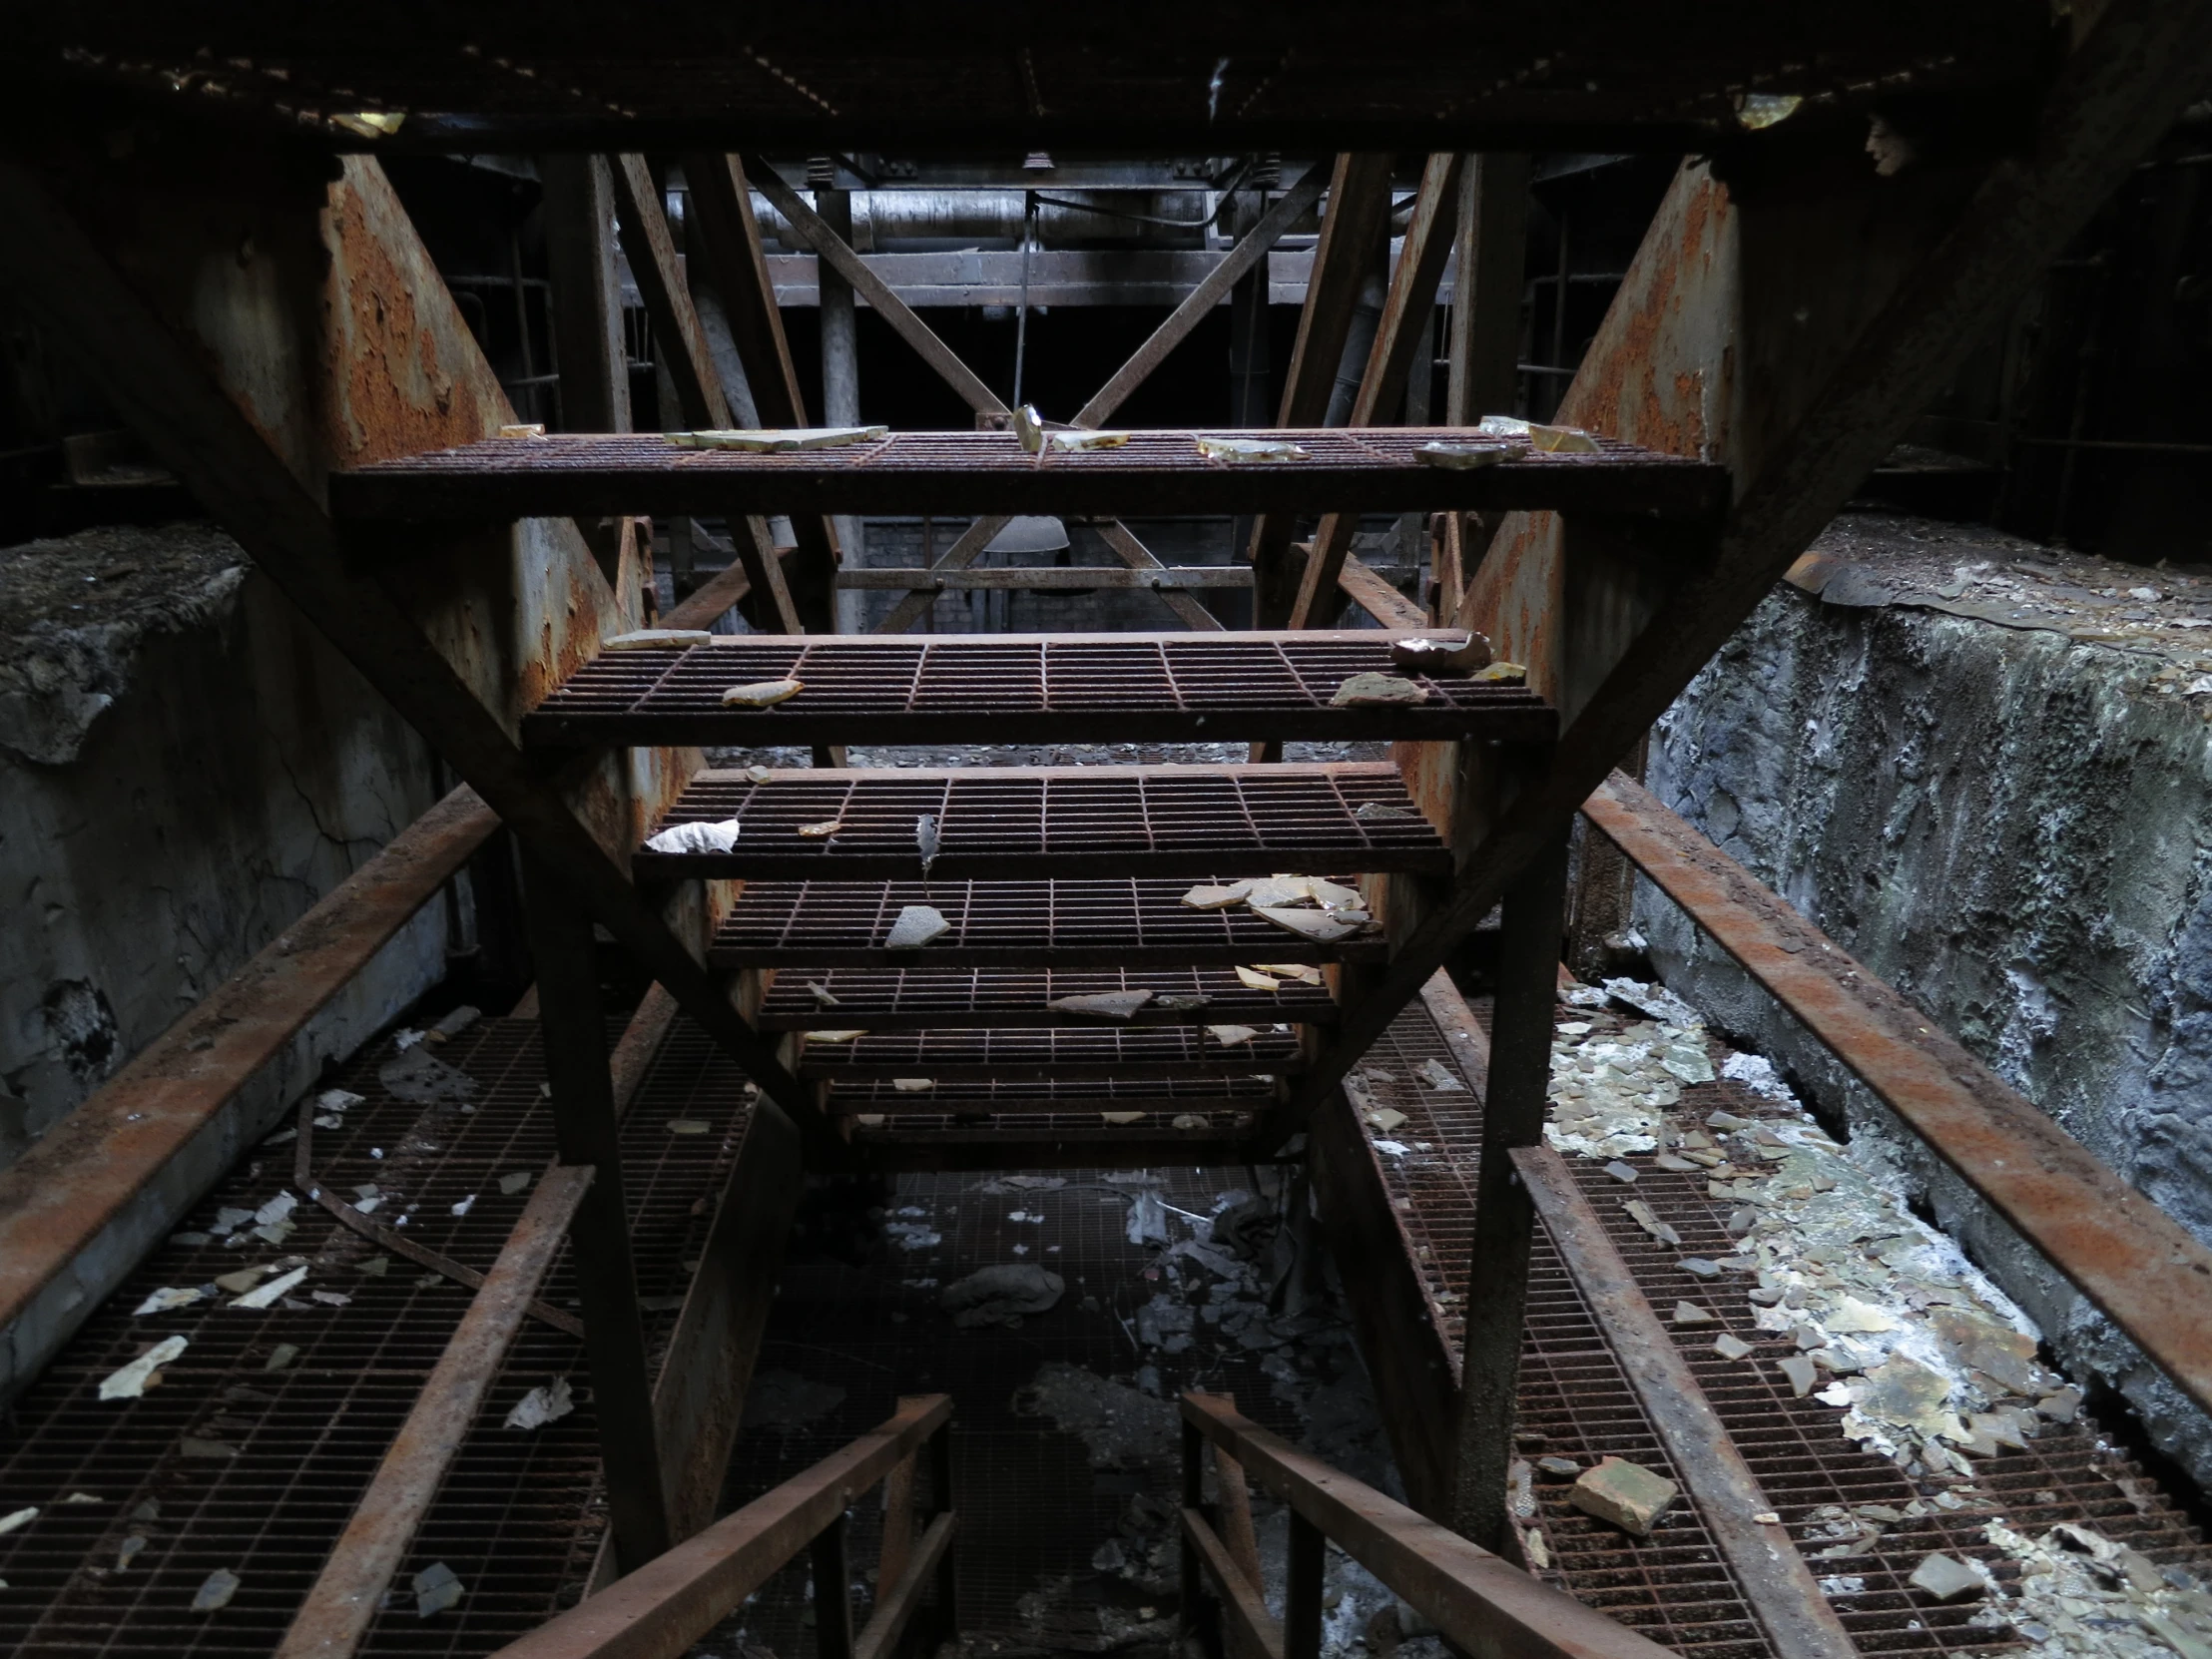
top-left (0, 522), bottom-right (447, 1169)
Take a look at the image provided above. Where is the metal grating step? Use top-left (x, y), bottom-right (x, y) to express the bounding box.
top-left (714, 877), bottom-right (1387, 969)
top-left (828, 1074), bottom-right (1276, 1117)
top-left (758, 966), bottom-right (1338, 1030)
top-left (639, 763), bottom-right (1445, 880)
top-left (0, 1015), bottom-right (744, 1659)
top-left (330, 427), bottom-right (1729, 524)
top-left (524, 631), bottom-right (1554, 748)
top-left (798, 1022), bottom-right (1305, 1080)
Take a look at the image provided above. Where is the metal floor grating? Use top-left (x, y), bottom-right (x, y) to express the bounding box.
top-left (640, 764), bottom-right (1445, 881)
top-left (0, 1015), bottom-right (753, 1659)
top-left (798, 1023), bottom-right (1306, 1079)
top-left (1356, 996), bottom-right (2212, 1659)
top-left (759, 966), bottom-right (1339, 1030)
top-left (713, 877), bottom-right (1388, 969)
top-left (329, 428), bottom-right (1729, 523)
top-left (523, 633), bottom-right (1555, 748)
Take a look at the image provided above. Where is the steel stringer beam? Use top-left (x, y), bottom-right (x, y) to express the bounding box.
top-left (1287, 152), bottom-right (1464, 630)
top-left (679, 151), bottom-right (842, 632)
top-left (746, 157), bottom-right (1011, 421)
top-left (608, 153), bottom-right (806, 635)
top-left (1247, 153), bottom-right (1395, 633)
top-left (1258, 0), bottom-right (2212, 1153)
top-left (0, 142), bottom-right (833, 1162)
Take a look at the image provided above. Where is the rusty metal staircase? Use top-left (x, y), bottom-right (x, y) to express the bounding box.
top-left (5, 5), bottom-right (2206, 1646)
top-left (328, 423), bottom-right (1723, 1172)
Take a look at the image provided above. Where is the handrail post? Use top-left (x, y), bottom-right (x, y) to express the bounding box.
top-left (928, 1411), bottom-right (959, 1644)
top-left (814, 1510), bottom-right (855, 1659)
top-left (878, 1451), bottom-right (916, 1609)
top-left (1285, 1511), bottom-right (1326, 1659)
top-left (1180, 1414), bottom-right (1206, 1643)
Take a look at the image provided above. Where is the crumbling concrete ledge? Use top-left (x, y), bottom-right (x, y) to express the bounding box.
top-left (1636, 511), bottom-right (2212, 1486)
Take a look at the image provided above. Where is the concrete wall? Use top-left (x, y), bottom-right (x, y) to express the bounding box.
top-left (1, 522), bottom-right (450, 1174)
top-left (1634, 513), bottom-right (2212, 1482)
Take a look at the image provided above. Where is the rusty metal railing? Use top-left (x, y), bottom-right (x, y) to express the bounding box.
top-left (1178, 1392), bottom-right (1675, 1659)
top-left (484, 1393), bottom-right (956, 1659)
top-left (1582, 769), bottom-right (2212, 1424)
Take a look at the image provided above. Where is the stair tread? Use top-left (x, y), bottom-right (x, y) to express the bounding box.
top-left (330, 426), bottom-right (1728, 522)
top-left (798, 1022), bottom-right (1304, 1078)
top-left (717, 877), bottom-right (1383, 968)
top-left (829, 1073), bottom-right (1275, 1113)
top-left (526, 631), bottom-right (1552, 747)
top-left (639, 763), bottom-right (1445, 880)
top-left (758, 966), bottom-right (1337, 1030)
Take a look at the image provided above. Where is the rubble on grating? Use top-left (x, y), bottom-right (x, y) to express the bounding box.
top-left (1545, 976), bottom-right (2083, 1498)
top-left (1966, 1519), bottom-right (2212, 1659)
top-left (1543, 983), bottom-right (1714, 1159)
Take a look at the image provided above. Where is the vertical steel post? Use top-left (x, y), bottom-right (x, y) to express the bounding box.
top-left (1449, 823), bottom-right (1569, 1553)
top-left (812, 1509), bottom-right (855, 1659)
top-left (929, 1415), bottom-right (959, 1641)
top-left (541, 155), bottom-right (633, 435)
top-left (518, 847), bottom-right (672, 1571)
top-left (1446, 155), bottom-right (1531, 425)
top-left (1285, 1510), bottom-right (1326, 1659)
top-left (816, 183), bottom-right (863, 635)
top-left (1179, 1415), bottom-right (1205, 1640)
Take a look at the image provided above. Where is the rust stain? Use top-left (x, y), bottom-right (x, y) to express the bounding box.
top-left (1562, 169), bottom-right (1729, 461)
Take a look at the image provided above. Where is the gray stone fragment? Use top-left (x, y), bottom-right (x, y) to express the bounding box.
top-left (1909, 1553), bottom-right (1985, 1602)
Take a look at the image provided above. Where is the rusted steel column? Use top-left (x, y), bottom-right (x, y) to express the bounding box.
top-left (1248, 154), bottom-right (1395, 632)
top-left (543, 154), bottom-right (633, 435)
top-left (1513, 1144), bottom-right (1861, 1659)
top-left (1446, 155), bottom-right (1530, 426)
top-left (1449, 827), bottom-right (1566, 1553)
top-left (522, 847), bottom-right (673, 1570)
top-left (680, 152), bottom-right (843, 632)
top-left (1289, 153), bottom-right (1466, 631)
top-left (1585, 769), bottom-right (2212, 1420)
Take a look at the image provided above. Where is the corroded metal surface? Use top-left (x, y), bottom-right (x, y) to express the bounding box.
top-left (330, 428), bottom-right (1727, 524)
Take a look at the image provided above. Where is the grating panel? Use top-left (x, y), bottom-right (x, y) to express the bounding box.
top-left (760, 965), bottom-right (1337, 1030)
top-left (525, 633), bottom-right (1555, 748)
top-left (640, 763), bottom-right (1445, 880)
top-left (1356, 997), bottom-right (2212, 1659)
top-left (330, 428), bottom-right (1728, 524)
top-left (715, 877), bottom-right (1386, 969)
top-left (799, 1023), bottom-right (1305, 1079)
top-left (0, 1015), bottom-right (751, 1659)
top-left (828, 1073), bottom-right (1276, 1117)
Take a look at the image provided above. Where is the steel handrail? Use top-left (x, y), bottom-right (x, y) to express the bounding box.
top-left (1179, 1391), bottom-right (1674, 1659)
top-left (487, 1394), bottom-right (957, 1659)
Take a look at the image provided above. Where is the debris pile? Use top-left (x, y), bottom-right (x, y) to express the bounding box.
top-left (1179, 874), bottom-right (1375, 944)
top-left (1543, 976), bottom-right (2070, 1489)
top-left (1969, 1520), bottom-right (2212, 1658)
